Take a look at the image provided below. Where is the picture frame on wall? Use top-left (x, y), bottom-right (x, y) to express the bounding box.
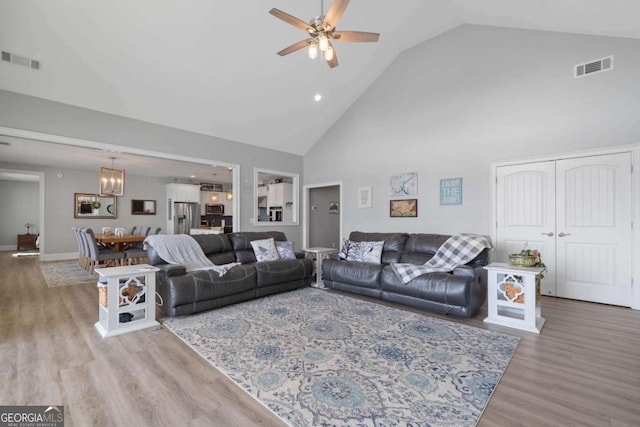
top-left (357, 186), bottom-right (372, 208)
top-left (329, 202), bottom-right (340, 214)
top-left (390, 199), bottom-right (418, 217)
top-left (390, 172), bottom-right (418, 197)
top-left (440, 177), bottom-right (463, 205)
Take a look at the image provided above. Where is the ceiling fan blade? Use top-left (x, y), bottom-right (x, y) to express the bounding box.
top-left (326, 42), bottom-right (339, 68)
top-left (322, 0), bottom-right (349, 31)
top-left (276, 39), bottom-right (311, 56)
top-left (332, 31), bottom-right (380, 43)
top-left (269, 8), bottom-right (314, 33)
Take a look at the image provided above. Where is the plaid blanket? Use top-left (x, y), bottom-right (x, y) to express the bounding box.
top-left (391, 234), bottom-right (493, 284)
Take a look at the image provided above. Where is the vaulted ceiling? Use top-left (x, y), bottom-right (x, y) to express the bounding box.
top-left (1, 0), bottom-right (639, 157)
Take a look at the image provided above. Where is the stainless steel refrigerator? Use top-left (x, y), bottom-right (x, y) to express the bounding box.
top-left (173, 202), bottom-right (199, 234)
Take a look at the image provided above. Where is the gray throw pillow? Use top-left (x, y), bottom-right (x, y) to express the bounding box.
top-left (275, 241), bottom-right (296, 260)
top-left (250, 237), bottom-right (281, 262)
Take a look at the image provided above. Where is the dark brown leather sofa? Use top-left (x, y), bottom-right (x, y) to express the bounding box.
top-left (147, 231), bottom-right (313, 316)
top-left (322, 231), bottom-right (489, 317)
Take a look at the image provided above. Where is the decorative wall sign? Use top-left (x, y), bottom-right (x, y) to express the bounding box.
top-left (390, 199), bottom-right (418, 217)
top-left (328, 202), bottom-right (340, 214)
top-left (390, 172), bottom-right (418, 197)
top-left (440, 177), bottom-right (463, 205)
top-left (357, 186), bottom-right (372, 208)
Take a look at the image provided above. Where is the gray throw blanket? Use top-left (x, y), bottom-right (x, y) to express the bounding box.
top-left (144, 234), bottom-right (239, 276)
top-left (391, 234), bottom-right (493, 284)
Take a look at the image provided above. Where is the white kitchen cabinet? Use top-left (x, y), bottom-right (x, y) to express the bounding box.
top-left (267, 183), bottom-right (291, 208)
top-left (167, 183), bottom-right (200, 203)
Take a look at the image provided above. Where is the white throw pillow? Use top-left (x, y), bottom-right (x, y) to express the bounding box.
top-left (341, 240), bottom-right (384, 264)
top-left (250, 238), bottom-right (281, 262)
top-left (275, 241), bottom-right (296, 260)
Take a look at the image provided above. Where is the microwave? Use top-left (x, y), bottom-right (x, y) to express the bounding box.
top-left (205, 204), bottom-right (224, 215)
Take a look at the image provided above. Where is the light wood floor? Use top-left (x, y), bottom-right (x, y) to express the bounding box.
top-left (1, 252), bottom-right (639, 426)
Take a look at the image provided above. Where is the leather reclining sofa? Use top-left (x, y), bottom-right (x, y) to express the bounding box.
top-left (322, 232), bottom-right (490, 317)
top-left (147, 231), bottom-right (313, 316)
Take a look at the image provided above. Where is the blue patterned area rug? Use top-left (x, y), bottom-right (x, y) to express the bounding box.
top-left (161, 288), bottom-right (519, 426)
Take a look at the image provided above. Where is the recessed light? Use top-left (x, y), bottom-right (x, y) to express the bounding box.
top-left (314, 94), bottom-right (322, 102)
top-left (190, 175), bottom-right (196, 179)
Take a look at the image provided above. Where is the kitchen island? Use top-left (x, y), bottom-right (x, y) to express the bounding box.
top-left (190, 227), bottom-right (224, 235)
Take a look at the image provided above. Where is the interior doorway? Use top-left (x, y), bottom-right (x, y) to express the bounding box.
top-left (0, 169), bottom-right (45, 259)
top-left (304, 182), bottom-right (342, 249)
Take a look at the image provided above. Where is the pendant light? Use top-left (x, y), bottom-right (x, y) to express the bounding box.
top-left (99, 157), bottom-right (125, 196)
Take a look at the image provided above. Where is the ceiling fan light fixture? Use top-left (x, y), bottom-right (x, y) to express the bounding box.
top-left (324, 45), bottom-right (334, 61)
top-left (270, 1), bottom-right (380, 69)
top-left (308, 42), bottom-right (318, 59)
top-left (318, 34), bottom-right (329, 52)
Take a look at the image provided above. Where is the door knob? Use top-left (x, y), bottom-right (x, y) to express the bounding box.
top-left (541, 232), bottom-right (554, 237)
top-left (558, 232), bottom-right (571, 237)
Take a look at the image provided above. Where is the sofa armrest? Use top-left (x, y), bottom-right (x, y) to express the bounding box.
top-left (156, 264), bottom-right (187, 277)
top-left (452, 265), bottom-right (476, 279)
top-left (295, 251), bottom-right (306, 259)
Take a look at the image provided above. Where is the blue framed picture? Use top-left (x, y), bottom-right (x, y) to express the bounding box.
top-left (440, 178), bottom-right (462, 205)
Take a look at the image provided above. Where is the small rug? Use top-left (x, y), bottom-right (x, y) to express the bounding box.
top-left (40, 261), bottom-right (97, 287)
top-left (162, 288), bottom-right (520, 426)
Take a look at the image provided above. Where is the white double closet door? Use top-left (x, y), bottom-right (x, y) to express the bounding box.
top-left (496, 152), bottom-right (632, 306)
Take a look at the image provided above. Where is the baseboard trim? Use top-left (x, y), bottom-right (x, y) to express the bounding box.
top-left (0, 245), bottom-right (16, 252)
top-left (42, 252), bottom-right (78, 262)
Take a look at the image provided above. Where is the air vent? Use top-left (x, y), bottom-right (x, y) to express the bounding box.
top-left (1, 50), bottom-right (42, 71)
top-left (575, 56), bottom-right (613, 78)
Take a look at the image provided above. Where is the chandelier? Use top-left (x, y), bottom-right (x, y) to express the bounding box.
top-left (100, 157), bottom-right (125, 196)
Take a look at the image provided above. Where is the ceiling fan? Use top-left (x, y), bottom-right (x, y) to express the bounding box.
top-left (269, 0), bottom-right (380, 69)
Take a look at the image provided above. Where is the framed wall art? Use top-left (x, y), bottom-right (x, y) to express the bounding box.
top-left (389, 172), bottom-right (418, 197)
top-left (390, 199), bottom-right (418, 217)
top-left (440, 177), bottom-right (463, 205)
top-left (357, 186), bottom-right (372, 208)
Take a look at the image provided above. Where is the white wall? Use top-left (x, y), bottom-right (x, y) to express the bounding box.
top-left (0, 180), bottom-right (39, 249)
top-left (304, 25), bottom-right (640, 236)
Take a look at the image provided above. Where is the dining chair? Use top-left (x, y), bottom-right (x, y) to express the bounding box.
top-left (83, 228), bottom-right (124, 273)
top-left (72, 227), bottom-right (86, 270)
top-left (124, 226), bottom-right (153, 265)
top-left (77, 227), bottom-right (91, 271)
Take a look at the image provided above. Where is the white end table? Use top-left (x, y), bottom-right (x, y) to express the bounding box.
top-left (483, 262), bottom-right (546, 334)
top-left (95, 264), bottom-right (160, 338)
top-left (302, 247), bottom-right (338, 288)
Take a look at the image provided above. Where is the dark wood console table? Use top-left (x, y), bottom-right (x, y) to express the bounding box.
top-left (17, 234), bottom-right (37, 251)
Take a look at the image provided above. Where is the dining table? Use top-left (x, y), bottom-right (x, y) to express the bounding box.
top-left (94, 233), bottom-right (146, 251)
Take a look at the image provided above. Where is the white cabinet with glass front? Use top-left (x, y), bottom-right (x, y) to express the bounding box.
top-left (483, 263), bottom-right (545, 334)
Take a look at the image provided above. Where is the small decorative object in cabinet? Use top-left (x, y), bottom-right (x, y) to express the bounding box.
top-left (94, 264), bottom-right (159, 338)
